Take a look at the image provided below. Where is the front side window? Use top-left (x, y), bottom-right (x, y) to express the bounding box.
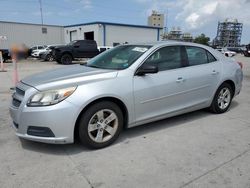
top-left (86, 45), bottom-right (152, 70)
top-left (143, 46), bottom-right (182, 71)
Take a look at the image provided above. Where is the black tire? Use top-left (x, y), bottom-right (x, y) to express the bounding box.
top-left (56, 59), bottom-right (62, 64)
top-left (78, 101), bottom-right (123, 149)
top-left (61, 53), bottom-right (72, 65)
top-left (225, 53), bottom-right (229, 57)
top-left (210, 83), bottom-right (233, 114)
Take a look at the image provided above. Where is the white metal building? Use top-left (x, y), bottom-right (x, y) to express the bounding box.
top-left (64, 21), bottom-right (163, 46)
top-left (0, 21), bottom-right (64, 49)
top-left (0, 21), bottom-right (162, 49)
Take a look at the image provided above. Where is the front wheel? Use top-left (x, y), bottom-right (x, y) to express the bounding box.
top-left (210, 83), bottom-right (233, 113)
top-left (46, 54), bottom-right (54, 62)
top-left (78, 101), bottom-right (123, 149)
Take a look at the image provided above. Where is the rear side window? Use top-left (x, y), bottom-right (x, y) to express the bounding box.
top-left (144, 46), bottom-right (182, 71)
top-left (186, 46), bottom-right (207, 66)
top-left (186, 46), bottom-right (217, 66)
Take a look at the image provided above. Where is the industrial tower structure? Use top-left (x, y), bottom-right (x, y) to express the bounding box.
top-left (215, 19), bottom-right (243, 47)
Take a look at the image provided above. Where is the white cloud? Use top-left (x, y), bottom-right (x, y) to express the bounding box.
top-left (65, 0), bottom-right (92, 9)
top-left (176, 0), bottom-right (250, 30)
top-left (80, 0), bottom-right (92, 9)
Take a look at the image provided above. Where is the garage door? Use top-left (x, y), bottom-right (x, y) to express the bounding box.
top-left (70, 30), bottom-right (77, 41)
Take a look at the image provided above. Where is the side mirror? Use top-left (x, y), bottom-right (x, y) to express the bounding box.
top-left (136, 65), bottom-right (158, 76)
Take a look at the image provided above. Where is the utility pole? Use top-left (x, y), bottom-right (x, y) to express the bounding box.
top-left (39, 0), bottom-right (44, 25)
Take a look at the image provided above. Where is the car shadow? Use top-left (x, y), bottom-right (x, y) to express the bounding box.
top-left (20, 101), bottom-right (239, 155)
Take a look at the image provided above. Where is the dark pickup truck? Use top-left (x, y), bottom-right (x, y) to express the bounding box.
top-left (53, 40), bottom-right (100, 64)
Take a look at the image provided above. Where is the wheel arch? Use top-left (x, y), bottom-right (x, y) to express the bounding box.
top-left (213, 79), bottom-right (236, 100)
top-left (61, 51), bottom-right (73, 58)
top-left (74, 96), bottom-right (129, 141)
top-left (222, 80), bottom-right (235, 96)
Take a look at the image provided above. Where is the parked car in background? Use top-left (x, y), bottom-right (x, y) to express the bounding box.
top-left (29, 45), bottom-right (47, 57)
top-left (39, 47), bottom-right (56, 62)
top-left (216, 48), bottom-right (236, 57)
top-left (98, 46), bottom-right (113, 53)
top-left (9, 42), bottom-right (243, 149)
top-left (0, 49), bottom-right (11, 62)
top-left (31, 46), bottom-right (50, 58)
top-left (227, 47), bottom-right (243, 53)
top-left (38, 45), bottom-right (61, 61)
top-left (243, 44), bottom-right (250, 57)
top-left (53, 40), bottom-right (99, 64)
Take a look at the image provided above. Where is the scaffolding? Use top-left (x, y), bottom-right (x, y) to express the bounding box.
top-left (215, 18), bottom-right (243, 47)
top-left (161, 27), bottom-right (193, 42)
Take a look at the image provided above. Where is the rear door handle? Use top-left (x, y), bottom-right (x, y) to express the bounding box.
top-left (211, 70), bottom-right (219, 75)
top-left (176, 77), bottom-right (184, 83)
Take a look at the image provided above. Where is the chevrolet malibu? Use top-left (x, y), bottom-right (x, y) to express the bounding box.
top-left (9, 42), bottom-right (243, 148)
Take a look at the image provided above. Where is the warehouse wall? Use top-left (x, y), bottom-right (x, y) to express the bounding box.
top-left (0, 21), bottom-right (64, 49)
top-left (64, 25), bottom-right (101, 45)
top-left (64, 24), bottom-right (161, 47)
top-left (105, 25), bottom-right (160, 46)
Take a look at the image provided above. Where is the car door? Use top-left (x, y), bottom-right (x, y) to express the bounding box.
top-left (179, 46), bottom-right (221, 107)
top-left (72, 41), bottom-right (82, 58)
top-left (133, 45), bottom-right (191, 124)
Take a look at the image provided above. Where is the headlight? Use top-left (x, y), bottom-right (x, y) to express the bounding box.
top-left (27, 87), bottom-right (77, 107)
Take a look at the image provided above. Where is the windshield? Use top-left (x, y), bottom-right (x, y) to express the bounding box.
top-left (86, 45), bottom-right (151, 70)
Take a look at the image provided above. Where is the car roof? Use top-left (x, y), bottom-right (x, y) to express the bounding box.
top-left (129, 41), bottom-right (210, 49)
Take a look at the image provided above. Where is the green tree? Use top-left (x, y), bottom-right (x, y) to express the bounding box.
top-left (194, 33), bottom-right (210, 46)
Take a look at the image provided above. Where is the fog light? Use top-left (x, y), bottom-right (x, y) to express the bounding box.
top-left (27, 126), bottom-right (55, 137)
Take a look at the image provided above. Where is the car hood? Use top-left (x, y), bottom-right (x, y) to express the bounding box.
top-left (22, 65), bottom-right (118, 90)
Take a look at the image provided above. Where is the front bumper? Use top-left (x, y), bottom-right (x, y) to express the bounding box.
top-left (9, 83), bottom-right (79, 144)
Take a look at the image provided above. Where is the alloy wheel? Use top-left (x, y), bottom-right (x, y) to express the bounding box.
top-left (87, 109), bottom-right (118, 143)
top-left (217, 87), bottom-right (231, 110)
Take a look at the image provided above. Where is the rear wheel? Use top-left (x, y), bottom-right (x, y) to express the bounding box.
top-left (61, 54), bottom-right (72, 64)
top-left (210, 83), bottom-right (233, 113)
top-left (78, 101), bottom-right (123, 149)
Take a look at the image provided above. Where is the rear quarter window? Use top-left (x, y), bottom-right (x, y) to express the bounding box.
top-left (185, 46), bottom-right (217, 66)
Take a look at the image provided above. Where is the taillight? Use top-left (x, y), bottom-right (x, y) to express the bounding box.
top-left (237, 62), bottom-right (243, 69)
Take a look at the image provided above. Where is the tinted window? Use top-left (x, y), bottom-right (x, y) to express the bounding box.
top-left (207, 51), bottom-right (217, 62)
top-left (186, 46), bottom-right (208, 66)
top-left (38, 46), bottom-right (43, 49)
top-left (144, 46), bottom-right (182, 71)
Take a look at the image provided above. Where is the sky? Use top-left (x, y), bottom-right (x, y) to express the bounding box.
top-left (0, 0), bottom-right (250, 44)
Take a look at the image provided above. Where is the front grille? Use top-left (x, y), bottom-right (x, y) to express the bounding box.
top-left (12, 98), bottom-right (21, 107)
top-left (12, 85), bottom-right (26, 108)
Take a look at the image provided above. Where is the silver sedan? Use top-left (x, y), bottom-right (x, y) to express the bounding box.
top-left (9, 41), bottom-right (243, 148)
